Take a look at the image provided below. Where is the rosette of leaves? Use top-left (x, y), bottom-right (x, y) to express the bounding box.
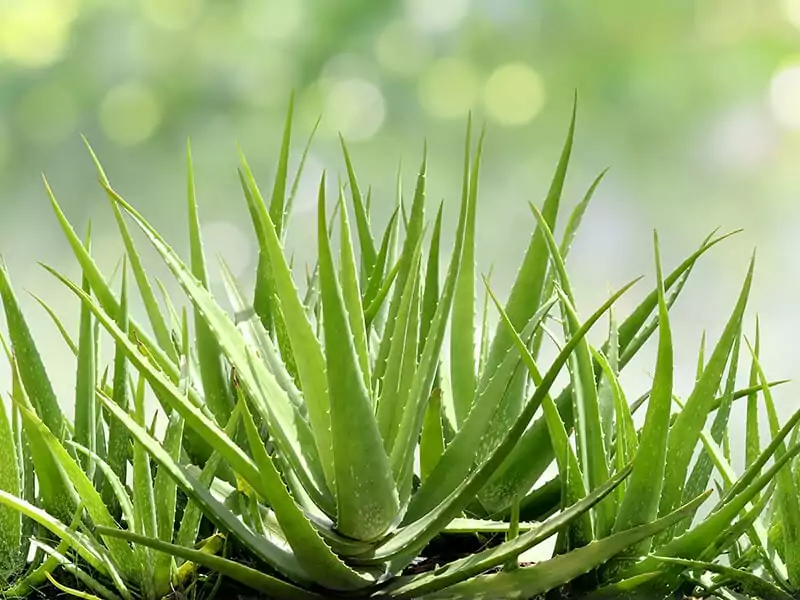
top-left (0, 96), bottom-right (798, 600)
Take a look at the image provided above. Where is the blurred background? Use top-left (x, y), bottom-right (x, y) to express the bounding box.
top-left (0, 0), bottom-right (798, 446)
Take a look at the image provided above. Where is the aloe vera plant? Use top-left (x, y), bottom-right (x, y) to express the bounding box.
top-left (0, 96), bottom-right (798, 600)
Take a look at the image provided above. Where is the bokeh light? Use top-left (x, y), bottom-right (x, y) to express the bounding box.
top-left (483, 62), bottom-right (545, 126)
top-left (100, 83), bottom-right (163, 146)
top-left (141, 0), bottom-right (202, 32)
top-left (418, 58), bottom-right (480, 119)
top-left (769, 62), bottom-right (800, 130)
top-left (0, 0), bottom-right (78, 67)
top-left (405, 0), bottom-right (470, 34)
top-left (375, 20), bottom-right (428, 77)
top-left (322, 77), bottom-right (387, 141)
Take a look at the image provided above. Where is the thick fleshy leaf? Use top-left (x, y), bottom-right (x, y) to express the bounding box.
top-left (74, 225), bottom-right (97, 477)
top-left (0, 394), bottom-right (21, 578)
top-left (657, 254), bottom-right (754, 542)
top-left (481, 230), bottom-right (739, 514)
top-left (382, 467), bottom-right (631, 598)
top-left (186, 139), bottom-right (232, 425)
top-left (96, 392), bottom-right (313, 586)
top-left (413, 493), bottom-right (707, 600)
top-left (613, 232), bottom-right (673, 552)
top-left (95, 528), bottom-right (324, 600)
top-left (748, 340), bottom-right (800, 585)
top-left (365, 280), bottom-right (637, 570)
top-left (450, 119), bottom-right (480, 427)
top-left (0, 259), bottom-right (65, 440)
top-left (529, 202), bottom-right (611, 535)
top-left (317, 176), bottom-right (399, 540)
top-left (238, 152), bottom-right (334, 489)
top-left (339, 135), bottom-right (378, 278)
top-left (238, 397), bottom-right (371, 590)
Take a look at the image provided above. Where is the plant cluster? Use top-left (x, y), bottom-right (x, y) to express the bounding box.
top-left (0, 98), bottom-right (799, 600)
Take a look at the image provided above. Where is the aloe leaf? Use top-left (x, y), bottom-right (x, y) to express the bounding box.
top-left (413, 492), bottom-right (707, 600)
top-left (405, 297), bottom-right (554, 523)
top-left (0, 394), bottom-right (21, 578)
top-left (384, 466), bottom-right (631, 598)
top-left (363, 209), bottom-right (400, 311)
top-left (186, 139), bottom-right (232, 425)
top-left (530, 202), bottom-right (611, 534)
top-left (376, 237), bottom-right (424, 453)
top-left (103, 260), bottom-right (130, 515)
top-left (44, 175), bottom-right (180, 384)
top-left (0, 259), bottom-right (66, 440)
top-left (75, 224), bottom-right (97, 478)
top-left (746, 318), bottom-right (762, 471)
top-left (9, 399), bottom-right (136, 577)
top-left (96, 527), bottom-right (324, 600)
top-left (238, 152), bottom-right (334, 489)
top-left (748, 339), bottom-right (800, 584)
top-left (652, 556), bottom-right (794, 600)
top-left (478, 100), bottom-right (575, 416)
top-left (269, 92), bottom-right (294, 238)
top-left (0, 492), bottom-right (105, 574)
top-left (657, 254), bottom-right (754, 543)
top-left (628, 437), bottom-right (800, 579)
top-left (284, 113), bottom-right (321, 230)
top-left (484, 282), bottom-right (591, 549)
top-left (373, 149), bottom-right (427, 388)
top-left (3, 350), bottom-right (76, 523)
top-left (368, 280), bottom-right (637, 569)
top-left (151, 408), bottom-right (184, 593)
top-left (80, 146), bottom-right (178, 365)
top-left (68, 442), bottom-right (134, 533)
top-left (318, 176), bottom-right (400, 540)
top-left (96, 392), bottom-right (313, 585)
top-left (339, 135), bottom-right (377, 277)
top-left (613, 232), bottom-right (673, 553)
top-left (676, 331), bottom-right (742, 540)
top-left (480, 230), bottom-right (739, 515)
top-left (238, 396), bottom-right (371, 590)
top-left (450, 118), bottom-right (480, 427)
top-left (531, 168), bottom-right (607, 359)
top-left (97, 191), bottom-right (330, 506)
top-left (337, 188), bottom-right (371, 389)
top-left (29, 292), bottom-right (78, 356)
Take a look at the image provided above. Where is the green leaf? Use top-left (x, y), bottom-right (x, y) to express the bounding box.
top-left (238, 396), bottom-right (371, 590)
top-left (337, 188), bottom-right (371, 390)
top-left (0, 259), bottom-right (66, 440)
top-left (269, 92), bottom-right (294, 238)
top-left (412, 491), bottom-right (708, 600)
top-left (317, 176), bottom-right (400, 540)
top-left (10, 399), bottom-right (136, 577)
top-left (339, 135), bottom-right (377, 277)
top-left (75, 224), bottom-right (97, 478)
top-left (80, 145), bottom-right (178, 365)
top-left (529, 201), bottom-right (611, 535)
top-left (485, 283), bottom-right (591, 549)
top-left (373, 149), bottom-right (427, 389)
top-left (748, 338), bottom-right (800, 585)
top-left (95, 527), bottom-right (325, 600)
top-left (29, 292), bottom-right (78, 356)
top-left (450, 118), bottom-right (480, 427)
top-left (406, 297), bottom-right (555, 523)
top-left (96, 391), bottom-right (314, 586)
top-left (367, 279), bottom-right (637, 570)
top-left (479, 100), bottom-right (575, 417)
top-left (0, 394), bottom-right (21, 578)
top-left (103, 260), bottom-right (130, 514)
top-left (651, 556), bottom-right (794, 600)
top-left (613, 232), bottom-right (673, 553)
top-left (746, 317), bottom-right (761, 470)
top-left (238, 152), bottom-right (335, 489)
top-left (152, 409), bottom-right (184, 593)
top-left (284, 113), bottom-right (322, 232)
top-left (383, 466), bottom-right (632, 598)
top-left (657, 254), bottom-right (754, 542)
top-left (186, 139), bottom-right (232, 425)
